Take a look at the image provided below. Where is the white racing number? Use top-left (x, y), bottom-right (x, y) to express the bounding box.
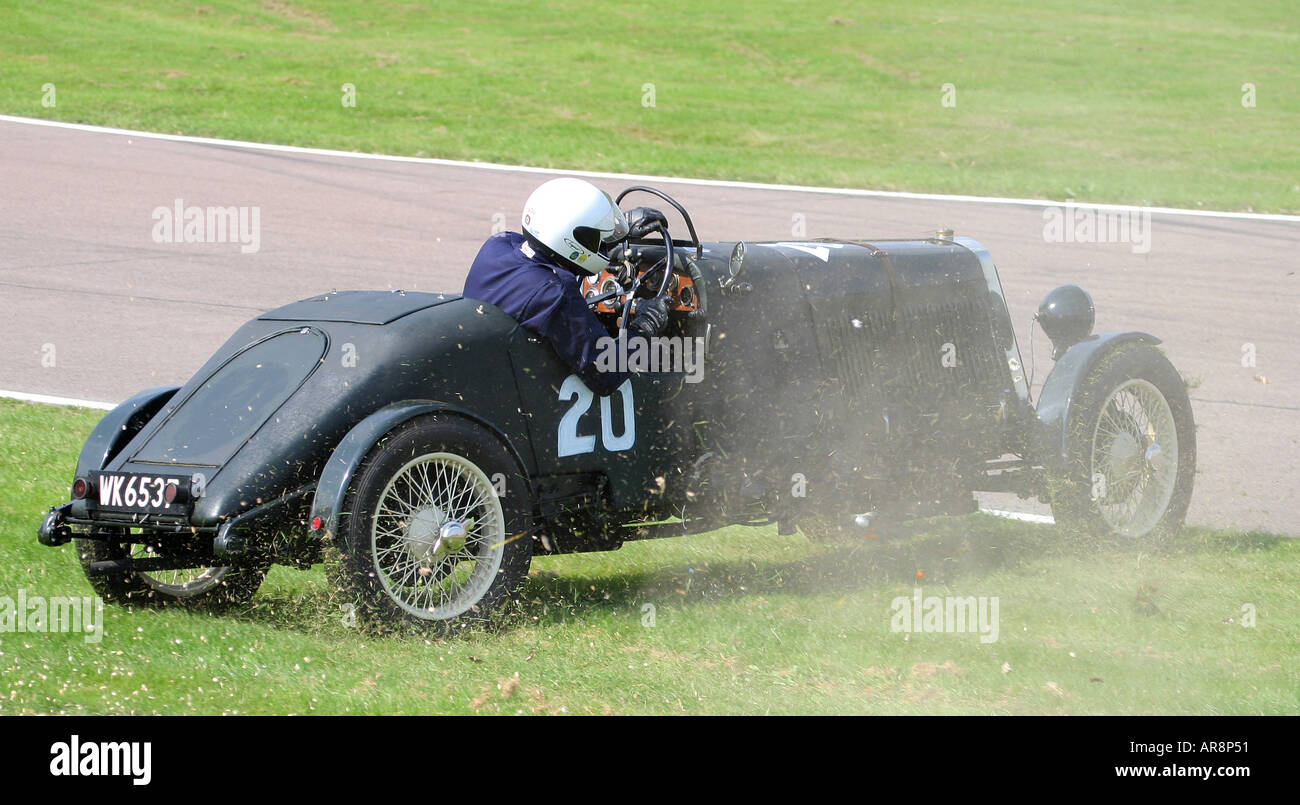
top-left (557, 375), bottom-right (635, 457)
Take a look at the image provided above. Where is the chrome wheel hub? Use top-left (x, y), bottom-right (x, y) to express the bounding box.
top-left (401, 507), bottom-right (468, 564)
top-left (1105, 431), bottom-right (1143, 480)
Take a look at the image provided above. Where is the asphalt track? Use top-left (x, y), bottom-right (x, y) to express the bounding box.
top-left (1, 118), bottom-right (1296, 535)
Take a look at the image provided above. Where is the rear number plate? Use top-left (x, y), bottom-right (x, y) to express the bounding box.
top-left (92, 472), bottom-right (188, 514)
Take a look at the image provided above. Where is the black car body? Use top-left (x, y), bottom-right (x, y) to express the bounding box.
top-left (39, 190), bottom-right (1196, 628)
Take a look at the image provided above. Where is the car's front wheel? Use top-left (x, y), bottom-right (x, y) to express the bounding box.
top-left (328, 415), bottom-right (534, 632)
top-left (1049, 343), bottom-right (1196, 545)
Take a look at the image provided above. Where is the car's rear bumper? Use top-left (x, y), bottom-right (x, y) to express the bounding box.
top-left (37, 483), bottom-right (314, 558)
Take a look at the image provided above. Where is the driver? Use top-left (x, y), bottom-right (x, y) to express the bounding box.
top-left (462, 178), bottom-right (670, 396)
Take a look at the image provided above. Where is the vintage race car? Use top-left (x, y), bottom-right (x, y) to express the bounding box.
top-left (38, 186), bottom-right (1196, 630)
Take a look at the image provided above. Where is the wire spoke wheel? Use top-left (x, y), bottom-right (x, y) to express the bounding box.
top-left (75, 529), bottom-right (267, 608)
top-left (1050, 343), bottom-right (1195, 545)
top-left (1089, 379), bottom-right (1179, 538)
top-left (370, 452), bottom-right (506, 621)
top-left (128, 543), bottom-right (228, 595)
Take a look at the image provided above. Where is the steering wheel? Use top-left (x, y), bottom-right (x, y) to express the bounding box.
top-left (587, 186), bottom-right (702, 335)
top-left (615, 185), bottom-right (703, 261)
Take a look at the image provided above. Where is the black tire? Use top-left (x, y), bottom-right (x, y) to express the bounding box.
top-left (1048, 343), bottom-right (1196, 545)
top-left (327, 415), bottom-right (534, 633)
top-left (75, 532), bottom-right (269, 608)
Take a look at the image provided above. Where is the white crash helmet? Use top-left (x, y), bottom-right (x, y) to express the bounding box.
top-left (521, 178), bottom-right (629, 274)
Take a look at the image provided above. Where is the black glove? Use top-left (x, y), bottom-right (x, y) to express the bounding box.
top-left (627, 296), bottom-right (670, 337)
top-left (626, 206), bottom-right (668, 240)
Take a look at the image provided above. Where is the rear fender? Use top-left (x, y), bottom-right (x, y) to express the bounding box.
top-left (1030, 332), bottom-right (1161, 472)
top-left (310, 400), bottom-right (532, 540)
top-left (76, 386), bottom-right (181, 477)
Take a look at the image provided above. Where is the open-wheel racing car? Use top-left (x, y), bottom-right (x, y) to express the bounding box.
top-left (38, 186), bottom-right (1196, 631)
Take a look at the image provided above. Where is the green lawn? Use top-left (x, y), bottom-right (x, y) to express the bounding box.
top-left (0, 0), bottom-right (1296, 212)
top-left (2, 5), bottom-right (1297, 711)
top-left (2, 397), bottom-right (1297, 714)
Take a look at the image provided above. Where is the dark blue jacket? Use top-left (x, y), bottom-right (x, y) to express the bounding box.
top-left (463, 231), bottom-right (627, 396)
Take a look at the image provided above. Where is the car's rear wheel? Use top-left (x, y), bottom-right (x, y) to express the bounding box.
top-left (1049, 344), bottom-right (1196, 545)
top-left (328, 415), bottom-right (534, 633)
top-left (75, 533), bottom-right (268, 607)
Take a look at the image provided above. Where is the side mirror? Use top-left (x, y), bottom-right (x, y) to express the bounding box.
top-left (721, 241), bottom-right (747, 291)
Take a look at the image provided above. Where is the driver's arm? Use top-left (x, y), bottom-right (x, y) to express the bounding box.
top-left (528, 273), bottom-right (671, 397)
top-left (528, 278), bottom-right (629, 397)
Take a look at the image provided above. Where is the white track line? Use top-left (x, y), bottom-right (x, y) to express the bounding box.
top-left (2, 387), bottom-right (1057, 524)
top-left (4, 114), bottom-right (1297, 223)
top-left (979, 508), bottom-right (1056, 525)
top-left (0, 389), bottom-right (116, 410)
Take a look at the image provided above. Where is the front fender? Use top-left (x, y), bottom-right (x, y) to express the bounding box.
top-left (75, 386), bottom-right (181, 477)
top-left (1030, 332), bottom-right (1161, 472)
top-left (310, 400), bottom-right (531, 540)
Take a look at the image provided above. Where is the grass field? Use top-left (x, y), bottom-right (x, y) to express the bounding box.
top-left (2, 1), bottom-right (1298, 715)
top-left (0, 0), bottom-right (1296, 212)
top-left (2, 397), bottom-right (1298, 715)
